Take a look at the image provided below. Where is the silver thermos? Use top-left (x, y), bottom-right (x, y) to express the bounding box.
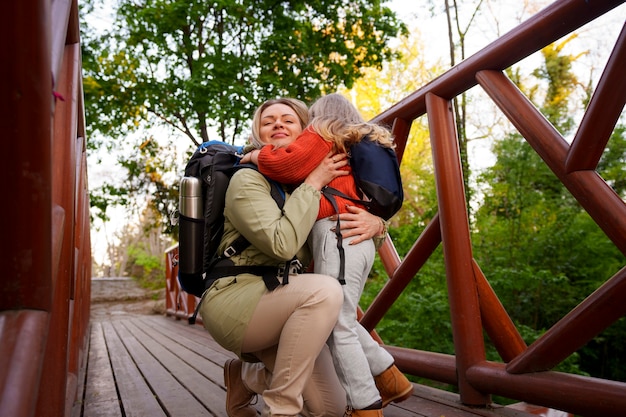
top-left (178, 176), bottom-right (204, 281)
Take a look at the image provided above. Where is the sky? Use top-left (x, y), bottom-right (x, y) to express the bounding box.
top-left (86, 0), bottom-right (626, 270)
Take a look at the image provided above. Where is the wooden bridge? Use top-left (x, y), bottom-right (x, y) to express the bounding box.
top-left (2, 0), bottom-right (625, 416)
top-left (74, 310), bottom-right (550, 417)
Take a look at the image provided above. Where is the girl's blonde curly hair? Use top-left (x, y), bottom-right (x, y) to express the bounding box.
top-left (309, 93), bottom-right (395, 153)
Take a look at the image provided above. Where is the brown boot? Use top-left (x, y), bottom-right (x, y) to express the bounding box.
top-left (224, 359), bottom-right (257, 417)
top-left (344, 400), bottom-right (384, 416)
top-left (374, 364), bottom-right (414, 407)
top-left (344, 407), bottom-right (384, 416)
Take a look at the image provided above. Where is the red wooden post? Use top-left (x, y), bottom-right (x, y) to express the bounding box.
top-left (427, 92), bottom-right (488, 405)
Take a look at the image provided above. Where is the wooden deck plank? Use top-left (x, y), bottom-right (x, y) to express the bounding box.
top-left (76, 313), bottom-right (543, 417)
top-left (111, 319), bottom-right (212, 416)
top-left (81, 322), bottom-right (122, 417)
top-left (121, 318), bottom-right (229, 416)
top-left (389, 384), bottom-right (539, 417)
top-left (101, 321), bottom-right (167, 416)
top-left (137, 315), bottom-right (268, 414)
top-left (139, 315), bottom-right (235, 367)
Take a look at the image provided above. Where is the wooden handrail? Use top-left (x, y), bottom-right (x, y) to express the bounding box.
top-left (2, 0), bottom-right (91, 416)
top-left (166, 1), bottom-right (626, 415)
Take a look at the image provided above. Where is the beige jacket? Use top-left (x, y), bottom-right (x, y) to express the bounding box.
top-left (199, 168), bottom-right (320, 360)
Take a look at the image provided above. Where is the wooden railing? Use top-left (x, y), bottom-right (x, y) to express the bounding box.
top-left (166, 0), bottom-right (626, 415)
top-left (1, 1), bottom-right (91, 416)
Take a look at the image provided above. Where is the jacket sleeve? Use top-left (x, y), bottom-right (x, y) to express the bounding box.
top-left (223, 168), bottom-right (320, 262)
top-left (257, 128), bottom-right (333, 184)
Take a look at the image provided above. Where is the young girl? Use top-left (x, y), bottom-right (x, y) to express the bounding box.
top-left (244, 94), bottom-right (413, 416)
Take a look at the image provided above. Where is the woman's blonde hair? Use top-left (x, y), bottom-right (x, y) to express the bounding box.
top-left (249, 98), bottom-right (309, 148)
top-left (309, 93), bottom-right (394, 153)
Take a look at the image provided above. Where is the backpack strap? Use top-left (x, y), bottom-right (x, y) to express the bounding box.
top-left (322, 185), bottom-right (371, 210)
top-left (206, 262), bottom-right (284, 289)
top-left (189, 264), bottom-right (280, 324)
top-left (222, 234), bottom-right (252, 258)
top-left (190, 176), bottom-right (296, 325)
top-left (320, 186), bottom-right (349, 285)
top-left (188, 258), bottom-right (303, 325)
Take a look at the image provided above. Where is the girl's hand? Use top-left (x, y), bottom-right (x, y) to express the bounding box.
top-left (240, 149), bottom-right (260, 165)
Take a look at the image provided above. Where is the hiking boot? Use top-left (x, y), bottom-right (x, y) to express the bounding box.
top-left (374, 364), bottom-right (414, 407)
top-left (344, 407), bottom-right (384, 416)
top-left (344, 400), bottom-right (384, 416)
top-left (224, 359), bottom-right (257, 417)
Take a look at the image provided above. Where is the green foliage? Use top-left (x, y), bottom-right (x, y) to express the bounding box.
top-left (472, 102), bottom-right (626, 383)
top-left (472, 41), bottom-right (626, 349)
top-left (362, 226), bottom-right (454, 355)
top-left (483, 266), bottom-right (572, 330)
top-left (472, 117), bottom-right (625, 380)
top-left (88, 136), bottom-right (180, 232)
top-left (580, 317), bottom-right (626, 381)
top-left (533, 37), bottom-right (580, 133)
top-left (598, 125), bottom-right (626, 197)
top-left (127, 244), bottom-right (166, 291)
top-left (81, 0), bottom-right (407, 148)
top-left (363, 38), bottom-right (626, 389)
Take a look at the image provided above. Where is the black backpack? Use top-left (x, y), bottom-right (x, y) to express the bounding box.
top-left (177, 141), bottom-right (288, 302)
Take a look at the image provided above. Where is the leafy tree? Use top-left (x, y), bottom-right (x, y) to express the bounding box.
top-left (81, 0), bottom-right (407, 148)
top-left (81, 0), bottom-right (407, 254)
top-left (598, 125), bottom-right (626, 197)
top-left (89, 134), bottom-right (180, 228)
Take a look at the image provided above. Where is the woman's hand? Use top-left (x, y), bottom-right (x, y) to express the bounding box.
top-left (331, 205), bottom-right (385, 245)
top-left (304, 152), bottom-right (349, 191)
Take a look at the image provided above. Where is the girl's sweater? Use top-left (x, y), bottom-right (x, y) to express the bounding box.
top-left (257, 127), bottom-right (365, 219)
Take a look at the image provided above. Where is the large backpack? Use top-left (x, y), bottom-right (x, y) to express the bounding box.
top-left (177, 141), bottom-right (286, 302)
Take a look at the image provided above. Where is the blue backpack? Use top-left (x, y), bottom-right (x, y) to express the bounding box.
top-left (322, 135), bottom-right (403, 221)
top-left (321, 135), bottom-right (403, 282)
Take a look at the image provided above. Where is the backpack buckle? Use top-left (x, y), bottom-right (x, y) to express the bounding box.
top-left (290, 259), bottom-right (303, 273)
top-left (223, 245), bottom-right (238, 258)
top-left (276, 259), bottom-right (303, 278)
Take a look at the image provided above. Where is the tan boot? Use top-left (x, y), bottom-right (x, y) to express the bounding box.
top-left (344, 407), bottom-right (384, 416)
top-left (374, 364), bottom-right (414, 407)
top-left (224, 359), bottom-right (257, 417)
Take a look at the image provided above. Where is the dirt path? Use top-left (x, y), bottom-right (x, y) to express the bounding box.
top-left (90, 277), bottom-right (166, 322)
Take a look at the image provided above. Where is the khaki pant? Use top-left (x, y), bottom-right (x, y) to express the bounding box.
top-left (241, 345), bottom-right (346, 416)
top-left (241, 273), bottom-right (345, 416)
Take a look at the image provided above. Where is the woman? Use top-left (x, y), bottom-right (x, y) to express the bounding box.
top-left (199, 98), bottom-right (384, 417)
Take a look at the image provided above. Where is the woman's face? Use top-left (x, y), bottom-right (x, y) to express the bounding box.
top-left (258, 103), bottom-right (303, 148)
